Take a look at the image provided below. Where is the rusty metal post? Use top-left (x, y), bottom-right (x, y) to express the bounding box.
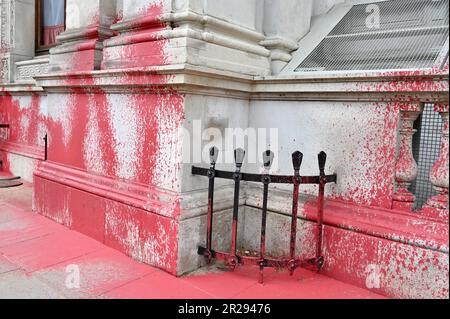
top-left (316, 151), bottom-right (327, 271)
top-left (229, 148), bottom-right (245, 269)
top-left (289, 151), bottom-right (303, 275)
top-left (259, 150), bottom-right (274, 284)
top-left (206, 147), bottom-right (219, 263)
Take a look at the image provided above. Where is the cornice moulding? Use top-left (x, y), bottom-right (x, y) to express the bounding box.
top-left (1, 64), bottom-right (447, 102)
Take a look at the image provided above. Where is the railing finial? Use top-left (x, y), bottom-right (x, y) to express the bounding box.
top-left (234, 148), bottom-right (246, 170)
top-left (209, 146), bottom-right (219, 166)
top-left (292, 151), bottom-right (303, 172)
top-left (263, 150), bottom-right (274, 170)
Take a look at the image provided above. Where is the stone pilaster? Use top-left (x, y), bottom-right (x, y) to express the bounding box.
top-left (392, 103), bottom-right (423, 211)
top-left (48, 0), bottom-right (117, 72)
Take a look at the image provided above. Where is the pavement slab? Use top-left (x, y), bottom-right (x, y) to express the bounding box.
top-left (0, 254), bottom-right (20, 275)
top-left (0, 230), bottom-right (104, 273)
top-left (0, 202), bottom-right (35, 224)
top-left (33, 248), bottom-right (158, 298)
top-left (0, 270), bottom-right (65, 299)
top-left (0, 214), bottom-right (65, 248)
top-left (102, 270), bottom-right (216, 299)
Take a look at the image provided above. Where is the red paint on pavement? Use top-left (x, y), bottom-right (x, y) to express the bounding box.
top-left (1, 228), bottom-right (103, 273)
top-left (32, 248), bottom-right (157, 298)
top-left (0, 185), bottom-right (386, 299)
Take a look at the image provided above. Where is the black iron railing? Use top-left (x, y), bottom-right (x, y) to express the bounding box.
top-left (192, 147), bottom-right (337, 283)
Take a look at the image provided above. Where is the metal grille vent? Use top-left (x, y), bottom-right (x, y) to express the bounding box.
top-left (296, 0), bottom-right (449, 72)
top-left (410, 103), bottom-right (443, 209)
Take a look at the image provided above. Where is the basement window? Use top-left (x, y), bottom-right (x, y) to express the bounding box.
top-left (287, 0), bottom-right (449, 73)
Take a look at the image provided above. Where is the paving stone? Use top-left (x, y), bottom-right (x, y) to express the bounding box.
top-left (1, 230), bottom-right (104, 272)
top-left (0, 270), bottom-right (65, 299)
top-left (33, 248), bottom-right (157, 298)
top-left (0, 254), bottom-right (20, 274)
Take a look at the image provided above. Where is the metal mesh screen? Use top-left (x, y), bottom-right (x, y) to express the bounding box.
top-left (410, 103), bottom-right (443, 209)
top-left (296, 0), bottom-right (449, 72)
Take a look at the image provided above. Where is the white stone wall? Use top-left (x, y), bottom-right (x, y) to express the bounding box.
top-left (247, 99), bottom-right (399, 208)
top-left (180, 94), bottom-right (250, 193)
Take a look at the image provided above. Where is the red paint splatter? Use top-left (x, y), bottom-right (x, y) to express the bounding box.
top-left (102, 2), bottom-right (169, 70)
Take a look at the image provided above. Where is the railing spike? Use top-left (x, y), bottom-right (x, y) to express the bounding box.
top-left (234, 148), bottom-right (246, 169)
top-left (292, 151), bottom-right (303, 171)
top-left (318, 151), bottom-right (327, 171)
top-left (263, 150), bottom-right (274, 169)
top-left (209, 146), bottom-right (219, 166)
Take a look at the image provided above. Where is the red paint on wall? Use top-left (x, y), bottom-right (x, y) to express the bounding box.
top-left (329, 102), bottom-right (399, 209)
top-left (303, 199), bottom-right (448, 252)
top-left (29, 1), bottom-right (186, 274)
top-left (43, 73), bottom-right (185, 185)
top-left (3, 0), bottom-right (448, 284)
top-left (0, 149), bottom-right (10, 172)
top-left (102, 2), bottom-right (169, 69)
top-left (321, 224), bottom-right (448, 299)
top-left (34, 174), bottom-right (179, 274)
top-left (0, 93), bottom-right (43, 147)
top-left (0, 92), bottom-right (44, 177)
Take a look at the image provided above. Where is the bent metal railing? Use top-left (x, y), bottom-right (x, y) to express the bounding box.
top-left (192, 147), bottom-right (337, 283)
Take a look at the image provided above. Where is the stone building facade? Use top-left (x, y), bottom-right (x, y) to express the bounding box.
top-left (1, 0), bottom-right (449, 298)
